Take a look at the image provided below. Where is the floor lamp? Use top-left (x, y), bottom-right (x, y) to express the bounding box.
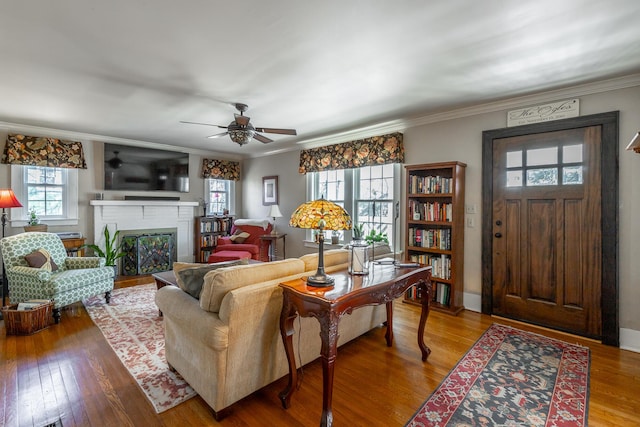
top-left (0, 189), bottom-right (23, 310)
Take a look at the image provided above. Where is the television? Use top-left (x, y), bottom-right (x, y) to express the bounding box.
top-left (104, 143), bottom-right (189, 192)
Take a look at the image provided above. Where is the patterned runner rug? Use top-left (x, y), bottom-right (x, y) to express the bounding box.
top-left (84, 283), bottom-right (197, 413)
top-left (406, 324), bottom-right (590, 426)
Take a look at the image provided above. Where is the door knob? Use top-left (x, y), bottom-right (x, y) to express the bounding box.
top-left (494, 232), bottom-right (502, 238)
top-left (496, 220), bottom-right (502, 226)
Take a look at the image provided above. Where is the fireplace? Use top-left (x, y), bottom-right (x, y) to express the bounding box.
top-left (90, 200), bottom-right (199, 270)
top-left (120, 229), bottom-right (177, 275)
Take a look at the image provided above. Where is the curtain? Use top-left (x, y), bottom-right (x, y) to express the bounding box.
top-left (1, 133), bottom-right (87, 169)
top-left (298, 132), bottom-right (404, 174)
top-left (201, 158), bottom-right (240, 181)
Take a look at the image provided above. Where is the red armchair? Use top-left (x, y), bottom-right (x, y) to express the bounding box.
top-left (214, 220), bottom-right (273, 261)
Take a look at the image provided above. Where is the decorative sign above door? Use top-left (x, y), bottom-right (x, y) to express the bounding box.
top-left (507, 98), bottom-right (579, 127)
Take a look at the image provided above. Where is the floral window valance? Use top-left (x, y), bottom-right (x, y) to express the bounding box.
top-left (298, 132), bottom-right (404, 174)
top-left (1, 133), bottom-right (87, 169)
top-left (201, 158), bottom-right (240, 181)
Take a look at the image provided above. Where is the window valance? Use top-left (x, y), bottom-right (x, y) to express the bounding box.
top-left (201, 158), bottom-right (240, 181)
top-left (1, 133), bottom-right (87, 169)
top-left (298, 132), bottom-right (404, 174)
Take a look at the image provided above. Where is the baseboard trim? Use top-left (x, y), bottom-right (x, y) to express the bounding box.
top-left (620, 328), bottom-right (640, 353)
top-left (463, 292), bottom-right (481, 313)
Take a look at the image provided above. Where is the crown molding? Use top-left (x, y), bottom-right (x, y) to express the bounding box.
top-left (0, 121), bottom-right (241, 160)
top-left (249, 73), bottom-right (640, 159)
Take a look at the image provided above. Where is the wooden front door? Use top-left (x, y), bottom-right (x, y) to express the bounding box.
top-left (482, 112), bottom-right (619, 345)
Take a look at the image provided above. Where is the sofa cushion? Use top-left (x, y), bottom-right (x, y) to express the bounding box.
top-left (174, 258), bottom-right (249, 299)
top-left (299, 249), bottom-right (350, 272)
top-left (199, 258), bottom-right (305, 313)
top-left (24, 248), bottom-right (59, 271)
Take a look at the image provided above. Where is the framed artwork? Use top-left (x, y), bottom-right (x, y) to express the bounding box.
top-left (262, 176), bottom-right (278, 206)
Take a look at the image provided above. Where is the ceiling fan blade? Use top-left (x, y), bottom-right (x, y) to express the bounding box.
top-left (180, 120), bottom-right (227, 129)
top-left (254, 127), bottom-right (297, 135)
top-left (207, 131), bottom-right (229, 139)
top-left (234, 114), bottom-right (250, 127)
top-left (253, 133), bottom-right (273, 144)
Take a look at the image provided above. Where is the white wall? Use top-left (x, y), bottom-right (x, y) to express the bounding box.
top-left (244, 83), bottom-right (640, 350)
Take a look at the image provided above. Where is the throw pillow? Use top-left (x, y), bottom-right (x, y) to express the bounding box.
top-left (175, 258), bottom-right (249, 299)
top-left (229, 231), bottom-right (250, 244)
top-left (24, 248), bottom-right (59, 271)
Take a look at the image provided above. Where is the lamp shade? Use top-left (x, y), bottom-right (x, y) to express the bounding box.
top-left (289, 198), bottom-right (351, 231)
top-left (626, 132), bottom-right (640, 153)
top-left (0, 189), bottom-right (23, 209)
top-left (268, 204), bottom-right (283, 218)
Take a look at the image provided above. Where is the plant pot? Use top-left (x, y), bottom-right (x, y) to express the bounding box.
top-left (24, 224), bottom-right (48, 232)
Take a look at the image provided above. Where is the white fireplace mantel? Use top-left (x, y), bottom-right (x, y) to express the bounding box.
top-left (90, 200), bottom-right (199, 263)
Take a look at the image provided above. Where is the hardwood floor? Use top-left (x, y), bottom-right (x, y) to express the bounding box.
top-left (2, 283), bottom-right (639, 426)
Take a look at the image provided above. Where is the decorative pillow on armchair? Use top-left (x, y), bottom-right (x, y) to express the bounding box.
top-left (174, 258), bottom-right (249, 299)
top-left (229, 231), bottom-right (250, 243)
top-left (24, 248), bottom-right (59, 272)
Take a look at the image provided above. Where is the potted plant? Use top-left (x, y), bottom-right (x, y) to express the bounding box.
top-left (365, 229), bottom-right (389, 245)
top-left (24, 210), bottom-right (48, 232)
top-left (83, 225), bottom-right (126, 277)
top-left (353, 223), bottom-right (365, 241)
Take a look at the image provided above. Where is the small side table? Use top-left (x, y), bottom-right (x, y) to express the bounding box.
top-left (259, 233), bottom-right (286, 261)
top-left (61, 237), bottom-right (86, 257)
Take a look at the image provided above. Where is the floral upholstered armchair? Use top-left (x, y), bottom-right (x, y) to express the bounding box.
top-left (0, 232), bottom-right (114, 323)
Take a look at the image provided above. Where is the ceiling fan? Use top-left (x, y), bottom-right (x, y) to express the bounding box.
top-left (181, 103), bottom-right (297, 146)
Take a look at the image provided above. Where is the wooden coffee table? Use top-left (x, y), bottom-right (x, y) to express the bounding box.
top-left (278, 264), bottom-right (432, 427)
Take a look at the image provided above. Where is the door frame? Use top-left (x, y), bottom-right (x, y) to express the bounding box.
top-left (481, 111), bottom-right (619, 346)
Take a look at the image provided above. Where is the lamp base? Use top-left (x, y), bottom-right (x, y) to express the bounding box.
top-left (306, 274), bottom-right (335, 287)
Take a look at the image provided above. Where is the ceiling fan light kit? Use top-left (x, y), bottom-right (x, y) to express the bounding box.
top-left (183, 103), bottom-right (296, 147)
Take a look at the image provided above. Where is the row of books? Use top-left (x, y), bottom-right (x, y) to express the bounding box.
top-left (409, 175), bottom-right (453, 194)
top-left (409, 253), bottom-right (451, 279)
top-left (434, 283), bottom-right (451, 306)
top-left (16, 299), bottom-right (51, 311)
top-left (409, 200), bottom-right (453, 222)
top-left (200, 217), bottom-right (233, 233)
top-left (408, 228), bottom-right (451, 250)
top-left (200, 234), bottom-right (221, 248)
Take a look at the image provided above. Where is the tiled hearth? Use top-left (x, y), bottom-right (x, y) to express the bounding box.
top-left (90, 200), bottom-right (199, 273)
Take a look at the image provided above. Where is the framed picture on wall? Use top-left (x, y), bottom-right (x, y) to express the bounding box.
top-left (263, 176), bottom-right (278, 206)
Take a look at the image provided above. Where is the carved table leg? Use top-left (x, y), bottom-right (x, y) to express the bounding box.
top-left (385, 301), bottom-right (394, 347)
top-left (417, 281), bottom-right (432, 361)
top-left (318, 310), bottom-right (340, 427)
top-left (279, 294), bottom-right (298, 409)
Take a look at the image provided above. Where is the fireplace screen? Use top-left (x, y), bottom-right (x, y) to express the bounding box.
top-left (121, 231), bottom-right (175, 275)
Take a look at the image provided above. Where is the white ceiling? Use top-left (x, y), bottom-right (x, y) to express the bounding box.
top-left (1, 1), bottom-right (640, 158)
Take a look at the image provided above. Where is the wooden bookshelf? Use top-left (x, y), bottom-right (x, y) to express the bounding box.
top-left (194, 216), bottom-right (233, 263)
top-left (403, 161), bottom-right (466, 315)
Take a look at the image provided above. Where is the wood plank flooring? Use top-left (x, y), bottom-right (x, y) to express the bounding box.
top-left (1, 282), bottom-right (639, 426)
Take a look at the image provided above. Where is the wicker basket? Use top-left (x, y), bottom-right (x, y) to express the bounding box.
top-left (2, 302), bottom-right (54, 335)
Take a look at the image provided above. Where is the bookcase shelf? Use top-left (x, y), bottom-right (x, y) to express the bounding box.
top-left (194, 216), bottom-right (233, 263)
top-left (403, 161), bottom-right (466, 315)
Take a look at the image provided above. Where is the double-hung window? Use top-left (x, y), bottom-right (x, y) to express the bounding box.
top-left (10, 165), bottom-right (79, 225)
top-left (307, 163), bottom-right (400, 246)
top-left (204, 178), bottom-right (235, 215)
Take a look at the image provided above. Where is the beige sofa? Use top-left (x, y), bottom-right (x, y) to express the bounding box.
top-left (155, 248), bottom-right (392, 418)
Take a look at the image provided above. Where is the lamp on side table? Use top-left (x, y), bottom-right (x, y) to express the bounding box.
top-left (0, 189), bottom-right (23, 312)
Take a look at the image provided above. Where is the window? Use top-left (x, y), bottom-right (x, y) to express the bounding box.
top-left (10, 165), bottom-right (79, 225)
top-left (204, 179), bottom-right (235, 215)
top-left (308, 164), bottom-right (400, 246)
top-left (506, 144), bottom-right (584, 187)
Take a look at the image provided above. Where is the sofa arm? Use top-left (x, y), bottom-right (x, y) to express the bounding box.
top-left (65, 257), bottom-right (106, 269)
top-left (7, 265), bottom-right (52, 281)
top-left (218, 236), bottom-right (233, 245)
top-left (155, 285), bottom-right (230, 352)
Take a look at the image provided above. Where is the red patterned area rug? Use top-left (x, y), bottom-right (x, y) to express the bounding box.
top-left (406, 324), bottom-right (590, 426)
top-left (83, 283), bottom-right (197, 413)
